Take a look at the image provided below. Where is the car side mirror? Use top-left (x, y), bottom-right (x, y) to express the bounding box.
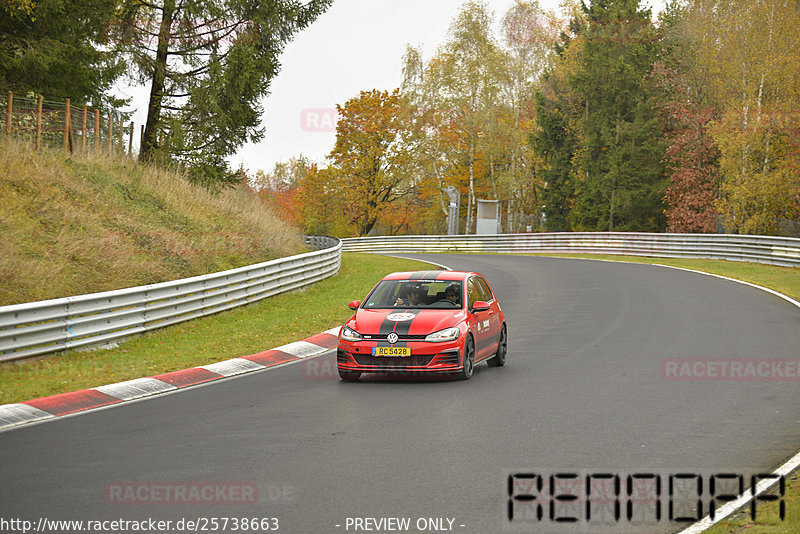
top-left (471, 301), bottom-right (490, 312)
top-left (348, 300), bottom-right (361, 310)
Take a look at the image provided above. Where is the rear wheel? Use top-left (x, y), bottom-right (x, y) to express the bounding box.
top-left (338, 368), bottom-right (361, 382)
top-left (455, 335), bottom-right (475, 380)
top-left (487, 325), bottom-right (507, 367)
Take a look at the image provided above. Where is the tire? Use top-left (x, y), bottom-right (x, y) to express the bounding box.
top-left (487, 324), bottom-right (507, 367)
top-left (455, 335), bottom-right (475, 380)
top-left (338, 368), bottom-right (361, 382)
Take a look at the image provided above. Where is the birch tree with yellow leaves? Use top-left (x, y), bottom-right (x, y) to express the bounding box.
top-left (688, 0), bottom-right (800, 234)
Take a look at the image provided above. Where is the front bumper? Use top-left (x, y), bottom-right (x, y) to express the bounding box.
top-left (337, 339), bottom-right (464, 373)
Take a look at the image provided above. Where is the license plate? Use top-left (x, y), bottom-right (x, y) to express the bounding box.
top-left (372, 346), bottom-right (411, 357)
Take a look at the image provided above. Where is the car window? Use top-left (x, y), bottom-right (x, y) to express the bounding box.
top-left (476, 277), bottom-right (494, 302)
top-left (467, 278), bottom-right (482, 309)
top-left (362, 280), bottom-right (463, 309)
top-left (362, 282), bottom-right (395, 308)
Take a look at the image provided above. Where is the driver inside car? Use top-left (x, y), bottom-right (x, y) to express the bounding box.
top-left (443, 284), bottom-right (460, 306)
top-left (395, 284), bottom-right (426, 307)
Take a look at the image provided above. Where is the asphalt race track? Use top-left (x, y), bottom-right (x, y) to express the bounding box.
top-left (1, 255), bottom-right (798, 534)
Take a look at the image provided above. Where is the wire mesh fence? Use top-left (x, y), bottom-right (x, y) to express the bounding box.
top-left (2, 91), bottom-right (136, 156)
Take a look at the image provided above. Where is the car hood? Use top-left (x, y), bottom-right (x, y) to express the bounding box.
top-left (349, 308), bottom-right (467, 335)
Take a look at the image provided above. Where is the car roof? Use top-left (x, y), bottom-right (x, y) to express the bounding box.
top-left (381, 271), bottom-right (480, 282)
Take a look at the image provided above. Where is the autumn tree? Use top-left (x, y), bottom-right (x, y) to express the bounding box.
top-left (493, 0), bottom-right (557, 231)
top-left (449, 1), bottom-right (503, 233)
top-left (403, 1), bottom-right (557, 234)
top-left (251, 155), bottom-right (312, 226)
top-left (314, 89), bottom-right (413, 236)
top-left (425, 1), bottom-right (501, 234)
top-left (657, 63), bottom-right (721, 233)
top-left (687, 0), bottom-right (800, 234)
top-left (401, 47), bottom-right (453, 232)
top-left (654, 1), bottom-right (720, 233)
top-left (116, 0), bottom-right (331, 186)
top-left (296, 164), bottom-right (354, 236)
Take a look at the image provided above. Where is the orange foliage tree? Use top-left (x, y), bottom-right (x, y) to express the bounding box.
top-left (295, 89), bottom-right (413, 236)
top-left (250, 156), bottom-right (314, 227)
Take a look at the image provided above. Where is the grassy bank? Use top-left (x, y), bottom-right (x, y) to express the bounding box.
top-left (0, 253), bottom-right (436, 404)
top-left (0, 138), bottom-right (304, 306)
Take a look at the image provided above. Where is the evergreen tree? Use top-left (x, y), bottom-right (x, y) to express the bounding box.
top-left (532, 89), bottom-right (577, 231)
top-left (531, 5), bottom-right (586, 231)
top-left (570, 0), bottom-right (666, 231)
top-left (116, 0), bottom-right (331, 186)
top-left (0, 0), bottom-right (123, 104)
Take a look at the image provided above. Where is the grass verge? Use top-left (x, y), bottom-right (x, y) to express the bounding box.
top-left (703, 471), bottom-right (800, 534)
top-left (0, 253), bottom-right (436, 404)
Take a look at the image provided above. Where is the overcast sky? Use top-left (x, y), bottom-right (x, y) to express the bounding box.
top-left (115, 0), bottom-right (665, 175)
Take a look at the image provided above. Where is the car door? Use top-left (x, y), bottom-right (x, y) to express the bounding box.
top-left (475, 275), bottom-right (501, 353)
top-left (467, 276), bottom-right (492, 360)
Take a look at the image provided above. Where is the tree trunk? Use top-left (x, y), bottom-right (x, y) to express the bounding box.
top-left (489, 154), bottom-right (498, 199)
top-left (466, 125), bottom-right (476, 234)
top-left (432, 138), bottom-right (448, 218)
top-left (140, 0), bottom-right (176, 162)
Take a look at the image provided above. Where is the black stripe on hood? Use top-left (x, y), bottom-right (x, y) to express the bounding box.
top-left (376, 309), bottom-right (421, 347)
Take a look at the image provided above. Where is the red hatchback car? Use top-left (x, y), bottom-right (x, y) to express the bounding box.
top-left (337, 270), bottom-right (507, 381)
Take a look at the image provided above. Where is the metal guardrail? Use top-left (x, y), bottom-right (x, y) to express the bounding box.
top-left (0, 240), bottom-right (342, 363)
top-left (3, 232), bottom-right (796, 363)
top-left (340, 232), bottom-right (800, 268)
top-left (304, 235), bottom-right (340, 251)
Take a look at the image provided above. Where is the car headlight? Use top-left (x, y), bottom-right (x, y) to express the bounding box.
top-left (425, 327), bottom-right (460, 342)
top-left (341, 326), bottom-right (363, 342)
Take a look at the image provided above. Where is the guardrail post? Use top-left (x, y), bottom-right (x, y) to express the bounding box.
top-left (82, 106), bottom-right (87, 153)
top-left (94, 109), bottom-right (100, 151)
top-left (107, 112), bottom-right (113, 153)
top-left (64, 98), bottom-right (70, 154)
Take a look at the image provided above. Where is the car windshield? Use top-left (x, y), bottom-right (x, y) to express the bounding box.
top-left (362, 280), bottom-right (463, 309)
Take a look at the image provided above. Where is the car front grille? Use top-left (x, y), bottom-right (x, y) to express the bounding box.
top-left (352, 355), bottom-right (435, 367)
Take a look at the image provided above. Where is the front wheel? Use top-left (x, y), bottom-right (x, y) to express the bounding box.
top-left (338, 368), bottom-right (361, 382)
top-left (487, 325), bottom-right (507, 367)
top-left (455, 335), bottom-right (475, 380)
